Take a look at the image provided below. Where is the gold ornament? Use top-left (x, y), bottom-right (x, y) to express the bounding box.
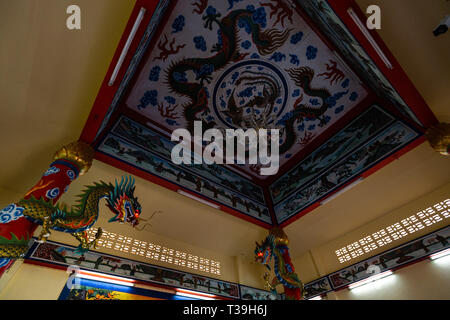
top-left (425, 123), bottom-right (450, 156)
top-left (53, 141), bottom-right (95, 175)
top-left (269, 227), bottom-right (289, 246)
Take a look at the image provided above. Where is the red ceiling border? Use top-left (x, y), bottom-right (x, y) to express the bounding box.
top-left (79, 0), bottom-right (169, 144)
top-left (77, 0), bottom-right (436, 229)
top-left (327, 0), bottom-right (438, 128)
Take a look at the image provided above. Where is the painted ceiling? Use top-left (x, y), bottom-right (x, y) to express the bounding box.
top-left (84, 0), bottom-right (434, 228)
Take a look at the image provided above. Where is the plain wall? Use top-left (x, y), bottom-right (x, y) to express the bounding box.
top-left (333, 255), bottom-right (450, 300)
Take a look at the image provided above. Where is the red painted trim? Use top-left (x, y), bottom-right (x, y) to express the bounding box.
top-left (78, 0), bottom-right (434, 229)
top-left (79, 0), bottom-right (163, 144)
top-left (327, 0), bottom-right (438, 128)
top-left (94, 152), bottom-right (273, 229)
top-left (25, 259), bottom-right (68, 271)
top-left (85, 0), bottom-right (377, 185)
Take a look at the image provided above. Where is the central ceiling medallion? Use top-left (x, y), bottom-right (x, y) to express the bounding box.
top-left (212, 60), bottom-right (289, 130)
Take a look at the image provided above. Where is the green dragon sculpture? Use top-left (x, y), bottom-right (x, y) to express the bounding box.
top-left (1, 176), bottom-right (142, 258)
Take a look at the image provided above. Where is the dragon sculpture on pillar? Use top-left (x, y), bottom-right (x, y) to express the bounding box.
top-left (255, 227), bottom-right (304, 300)
top-left (0, 141), bottom-right (142, 274)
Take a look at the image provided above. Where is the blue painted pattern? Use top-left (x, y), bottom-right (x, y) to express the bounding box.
top-left (0, 204), bottom-right (24, 224)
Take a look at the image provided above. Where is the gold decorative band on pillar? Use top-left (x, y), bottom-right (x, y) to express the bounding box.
top-left (53, 141), bottom-right (95, 175)
top-left (269, 227), bottom-right (289, 246)
top-left (425, 122), bottom-right (450, 156)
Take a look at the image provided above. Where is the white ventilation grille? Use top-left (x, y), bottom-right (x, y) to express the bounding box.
top-left (335, 199), bottom-right (450, 263)
top-left (86, 228), bottom-right (221, 275)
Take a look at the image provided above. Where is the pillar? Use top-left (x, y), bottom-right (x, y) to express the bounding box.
top-left (0, 141), bottom-right (94, 277)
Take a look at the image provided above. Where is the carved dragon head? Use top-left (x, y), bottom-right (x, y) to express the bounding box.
top-left (254, 237), bottom-right (273, 266)
top-left (106, 176), bottom-right (142, 227)
top-left (255, 228), bottom-right (289, 266)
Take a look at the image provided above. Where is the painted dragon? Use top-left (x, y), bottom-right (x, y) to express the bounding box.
top-left (0, 141), bottom-right (142, 267)
top-left (255, 227), bottom-right (304, 300)
top-left (166, 5), bottom-right (335, 157)
top-left (166, 7), bottom-right (292, 133)
top-left (278, 67), bottom-right (333, 154)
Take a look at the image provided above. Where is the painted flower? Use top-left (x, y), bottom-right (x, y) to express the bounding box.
top-left (309, 98), bottom-right (320, 106)
top-left (206, 5), bottom-right (217, 15)
top-left (350, 92), bottom-right (359, 101)
top-left (228, 0), bottom-right (243, 10)
top-left (289, 54), bottom-right (300, 66)
top-left (238, 87), bottom-right (256, 98)
top-left (269, 52), bottom-right (286, 62)
top-left (238, 18), bottom-right (252, 34)
top-left (335, 105), bottom-right (345, 114)
top-left (326, 96), bottom-right (337, 108)
top-left (292, 89), bottom-right (301, 97)
top-left (342, 79), bottom-right (350, 88)
top-left (241, 40), bottom-right (252, 50)
top-left (333, 90), bottom-right (349, 101)
top-left (172, 15), bottom-right (185, 33)
top-left (252, 7), bottom-right (267, 28)
top-left (306, 46), bottom-right (318, 60)
top-left (148, 66), bottom-right (161, 82)
top-left (193, 36), bottom-right (207, 51)
top-left (165, 119), bottom-right (179, 126)
top-left (164, 96), bottom-right (176, 104)
top-left (138, 90), bottom-right (158, 110)
top-left (290, 32), bottom-right (304, 44)
top-left (251, 53), bottom-right (260, 59)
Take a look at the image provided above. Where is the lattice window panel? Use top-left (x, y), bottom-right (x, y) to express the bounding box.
top-left (210, 267), bottom-right (221, 275)
top-left (146, 251), bottom-right (160, 260)
top-left (160, 255), bottom-right (173, 264)
top-left (188, 254), bottom-right (199, 262)
top-left (175, 251), bottom-right (187, 259)
top-left (335, 199), bottom-right (450, 263)
top-left (78, 228), bottom-right (221, 275)
top-left (162, 247), bottom-right (174, 256)
top-left (199, 265), bottom-right (209, 272)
